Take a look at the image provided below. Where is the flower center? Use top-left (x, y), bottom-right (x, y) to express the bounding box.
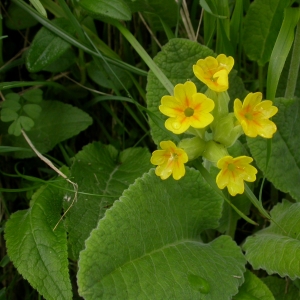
top-left (184, 107), bottom-right (194, 117)
top-left (171, 152), bottom-right (178, 161)
top-left (244, 112), bottom-right (253, 120)
top-left (228, 163), bottom-right (236, 171)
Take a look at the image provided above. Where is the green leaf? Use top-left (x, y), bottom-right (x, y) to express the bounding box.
top-left (242, 0), bottom-right (291, 66)
top-left (123, 0), bottom-right (178, 29)
top-left (42, 48), bottom-right (76, 73)
top-left (1, 108), bottom-right (19, 122)
top-left (2, 100), bottom-right (21, 111)
top-left (22, 89), bottom-right (43, 103)
top-left (87, 62), bottom-right (132, 90)
top-left (267, 8), bottom-right (300, 100)
top-left (2, 100), bottom-right (93, 158)
top-left (77, 168), bottom-right (246, 299)
top-left (4, 93), bottom-right (20, 102)
top-left (8, 118), bottom-right (22, 136)
top-left (262, 276), bottom-right (300, 300)
top-left (146, 38), bottom-right (247, 145)
top-left (243, 200), bottom-right (300, 279)
top-left (23, 104), bottom-right (42, 119)
top-left (26, 18), bottom-right (74, 72)
top-left (19, 115), bottom-right (35, 131)
top-left (233, 270), bottom-right (275, 300)
top-left (65, 143), bottom-right (152, 259)
top-left (5, 2), bottom-right (38, 30)
top-left (77, 0), bottom-right (131, 21)
top-left (247, 98), bottom-right (300, 201)
top-left (29, 0), bottom-right (47, 17)
top-left (4, 178), bottom-right (72, 300)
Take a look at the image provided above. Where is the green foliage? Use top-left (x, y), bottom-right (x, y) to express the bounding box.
top-left (2, 0), bottom-right (300, 298)
top-left (234, 270), bottom-right (274, 300)
top-left (78, 0), bottom-right (132, 21)
top-left (242, 0), bottom-right (291, 66)
top-left (248, 98), bottom-right (300, 201)
top-left (2, 100), bottom-right (93, 158)
top-left (243, 200), bottom-right (300, 279)
top-left (26, 18), bottom-right (75, 72)
top-left (5, 173), bottom-right (72, 300)
top-left (65, 143), bottom-right (152, 259)
top-left (77, 168), bottom-right (246, 299)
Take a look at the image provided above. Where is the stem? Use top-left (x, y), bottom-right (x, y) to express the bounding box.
top-left (285, 21), bottom-right (300, 99)
top-left (226, 206), bottom-right (237, 239)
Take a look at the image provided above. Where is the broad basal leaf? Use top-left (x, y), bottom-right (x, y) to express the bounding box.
top-left (146, 38), bottom-right (247, 146)
top-left (78, 168), bottom-right (246, 299)
top-left (65, 143), bottom-right (152, 260)
top-left (242, 0), bottom-right (291, 66)
top-left (4, 175), bottom-right (72, 300)
top-left (248, 98), bottom-right (300, 201)
top-left (243, 200), bottom-right (300, 279)
top-left (2, 100), bottom-right (92, 158)
top-left (26, 18), bottom-right (75, 72)
top-left (233, 270), bottom-right (275, 300)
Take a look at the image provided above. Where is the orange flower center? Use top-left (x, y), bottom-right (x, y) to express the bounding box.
top-left (184, 107), bottom-right (194, 117)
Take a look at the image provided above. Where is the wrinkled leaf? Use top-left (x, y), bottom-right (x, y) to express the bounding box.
top-left (65, 143), bottom-right (152, 260)
top-left (4, 176), bottom-right (72, 300)
top-left (243, 200), bottom-right (300, 279)
top-left (78, 168), bottom-right (246, 299)
top-left (248, 98), bottom-right (300, 201)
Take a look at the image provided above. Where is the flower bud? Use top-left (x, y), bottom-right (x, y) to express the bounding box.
top-left (213, 113), bottom-right (243, 147)
top-left (202, 140), bottom-right (229, 163)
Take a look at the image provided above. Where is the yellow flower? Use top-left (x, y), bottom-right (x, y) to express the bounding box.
top-left (216, 156), bottom-right (257, 196)
top-left (193, 54), bottom-right (234, 92)
top-left (159, 81), bottom-right (215, 134)
top-left (234, 92), bottom-right (278, 138)
top-left (150, 141), bottom-right (188, 180)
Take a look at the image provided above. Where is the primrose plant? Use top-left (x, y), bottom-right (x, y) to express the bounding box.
top-left (151, 54), bottom-right (278, 197)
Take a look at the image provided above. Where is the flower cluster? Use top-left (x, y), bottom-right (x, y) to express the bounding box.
top-left (150, 54), bottom-right (278, 196)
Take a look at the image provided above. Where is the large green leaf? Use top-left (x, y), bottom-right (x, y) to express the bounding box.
top-left (4, 175), bottom-right (72, 300)
top-left (243, 200), bottom-right (300, 279)
top-left (262, 276), bottom-right (300, 299)
top-left (26, 18), bottom-right (75, 72)
top-left (247, 98), bottom-right (300, 201)
top-left (146, 38), bottom-right (247, 146)
top-left (242, 0), bottom-right (291, 66)
top-left (233, 270), bottom-right (275, 300)
top-left (77, 0), bottom-right (131, 21)
top-left (77, 168), bottom-right (246, 299)
top-left (2, 100), bottom-right (92, 158)
top-left (65, 143), bottom-right (152, 260)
